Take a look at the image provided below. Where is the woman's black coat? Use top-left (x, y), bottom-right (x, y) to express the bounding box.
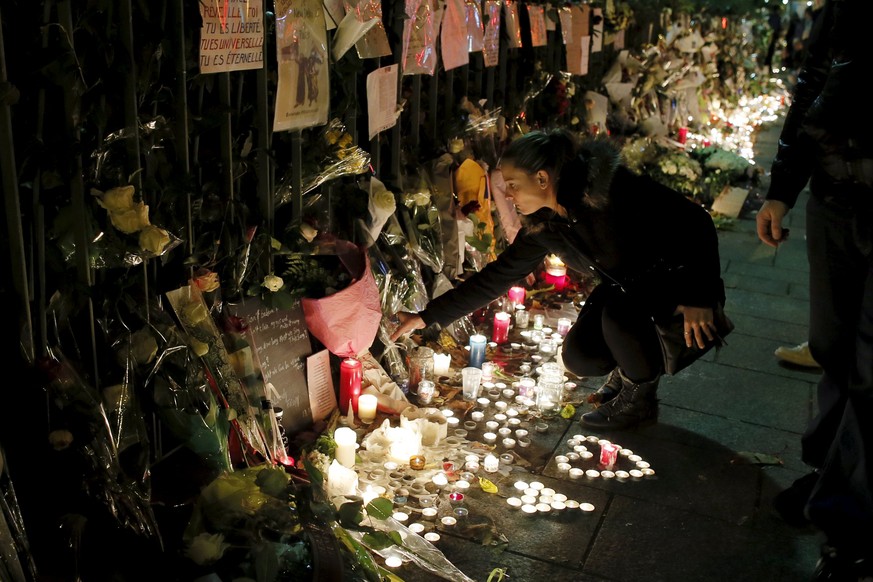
top-left (419, 139), bottom-right (726, 328)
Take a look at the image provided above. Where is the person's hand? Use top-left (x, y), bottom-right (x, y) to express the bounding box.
top-left (389, 312), bottom-right (425, 342)
top-left (756, 200), bottom-right (790, 248)
top-left (675, 305), bottom-right (716, 349)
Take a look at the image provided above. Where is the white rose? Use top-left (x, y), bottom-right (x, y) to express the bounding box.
top-left (96, 185), bottom-right (135, 212)
top-left (411, 191), bottom-right (431, 207)
top-left (139, 225), bottom-right (171, 255)
top-left (371, 187), bottom-right (395, 213)
top-left (262, 274), bottom-right (284, 292)
top-left (185, 533), bottom-right (229, 565)
top-left (110, 202), bottom-right (151, 234)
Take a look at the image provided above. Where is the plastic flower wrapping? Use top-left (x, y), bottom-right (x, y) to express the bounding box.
top-left (0, 446), bottom-right (38, 582)
top-left (166, 282), bottom-right (272, 467)
top-left (376, 213), bottom-right (429, 313)
top-left (398, 166), bottom-right (444, 276)
top-left (368, 241), bottom-right (411, 385)
top-left (274, 118), bottom-right (371, 208)
top-left (34, 347), bottom-right (160, 538)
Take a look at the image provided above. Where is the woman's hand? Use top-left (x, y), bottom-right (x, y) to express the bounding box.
top-left (675, 305), bottom-right (716, 349)
top-left (389, 312), bottom-right (425, 342)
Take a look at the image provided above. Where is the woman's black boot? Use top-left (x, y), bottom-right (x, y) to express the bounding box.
top-left (580, 371), bottom-right (659, 430)
top-left (586, 368), bottom-right (624, 406)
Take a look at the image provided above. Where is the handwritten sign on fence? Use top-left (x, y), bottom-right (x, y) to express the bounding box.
top-left (199, 0), bottom-right (265, 73)
top-left (229, 297), bottom-right (314, 436)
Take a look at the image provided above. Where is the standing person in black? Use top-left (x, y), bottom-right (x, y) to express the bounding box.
top-left (390, 129), bottom-right (726, 431)
top-left (763, 4), bottom-right (784, 73)
top-left (757, 0), bottom-right (873, 578)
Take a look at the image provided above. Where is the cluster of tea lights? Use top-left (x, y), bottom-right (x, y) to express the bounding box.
top-left (505, 479), bottom-right (595, 514)
top-left (553, 434), bottom-right (656, 480)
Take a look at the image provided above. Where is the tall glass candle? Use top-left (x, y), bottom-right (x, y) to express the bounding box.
top-left (469, 334), bottom-right (487, 368)
top-left (515, 305), bottom-right (530, 328)
top-left (339, 358), bottom-right (363, 415)
top-left (508, 286), bottom-right (526, 307)
top-left (334, 427), bottom-right (357, 468)
top-left (492, 312), bottom-right (511, 344)
top-left (557, 317), bottom-right (572, 336)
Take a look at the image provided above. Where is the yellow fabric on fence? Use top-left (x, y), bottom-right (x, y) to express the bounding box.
top-left (453, 158), bottom-right (496, 260)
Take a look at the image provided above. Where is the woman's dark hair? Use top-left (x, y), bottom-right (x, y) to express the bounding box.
top-left (500, 128), bottom-right (579, 184)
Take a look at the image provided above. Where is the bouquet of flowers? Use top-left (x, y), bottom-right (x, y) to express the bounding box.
top-left (648, 149), bottom-right (704, 198)
top-left (274, 118), bottom-right (371, 208)
top-left (398, 166), bottom-right (444, 275)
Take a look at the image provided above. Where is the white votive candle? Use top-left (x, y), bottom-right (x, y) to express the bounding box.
top-left (334, 427), bottom-right (357, 468)
top-left (358, 394), bottom-right (378, 424)
top-left (484, 453), bottom-right (499, 472)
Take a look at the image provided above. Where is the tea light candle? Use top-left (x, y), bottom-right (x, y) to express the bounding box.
top-left (358, 394), bottom-right (378, 424)
top-left (409, 455), bottom-right (426, 470)
top-left (521, 504), bottom-right (538, 515)
top-left (408, 522), bottom-right (425, 534)
top-left (431, 472), bottom-right (449, 488)
top-left (424, 532), bottom-right (441, 542)
top-left (392, 511), bottom-right (409, 522)
top-left (514, 481), bottom-right (529, 491)
top-left (477, 397), bottom-right (491, 408)
top-left (556, 317), bottom-right (572, 336)
top-left (334, 427), bottom-right (357, 468)
top-left (482, 432), bottom-right (497, 443)
top-left (385, 555), bottom-right (403, 568)
top-left (502, 388), bottom-right (515, 399)
top-left (507, 497), bottom-right (522, 507)
top-left (471, 410), bottom-right (485, 422)
top-left (483, 453), bottom-right (499, 472)
top-left (508, 286), bottom-right (526, 307)
top-left (492, 312), bottom-right (511, 344)
top-left (485, 420), bottom-right (499, 431)
top-left (463, 420), bottom-right (477, 431)
top-left (468, 334), bottom-right (487, 368)
top-left (433, 352), bottom-right (452, 376)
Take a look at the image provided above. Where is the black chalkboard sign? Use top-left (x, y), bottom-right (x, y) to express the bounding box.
top-left (228, 297), bottom-right (314, 436)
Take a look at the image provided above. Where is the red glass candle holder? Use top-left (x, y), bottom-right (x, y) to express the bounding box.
top-left (492, 311), bottom-right (511, 344)
top-left (599, 442), bottom-right (619, 469)
top-left (339, 357), bottom-right (362, 415)
top-left (508, 286), bottom-right (526, 307)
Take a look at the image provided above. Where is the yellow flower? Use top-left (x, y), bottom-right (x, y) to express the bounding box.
top-left (194, 271), bottom-right (221, 293)
top-left (262, 274), bottom-right (284, 292)
top-left (139, 225), bottom-right (171, 255)
top-left (325, 129), bottom-right (341, 145)
top-left (96, 185), bottom-right (135, 212)
top-left (300, 224), bottom-right (317, 243)
top-left (185, 533), bottom-right (230, 565)
top-left (448, 138), bottom-right (465, 154)
top-left (48, 429), bottom-right (74, 451)
top-left (338, 133), bottom-right (353, 148)
top-left (110, 202), bottom-right (151, 234)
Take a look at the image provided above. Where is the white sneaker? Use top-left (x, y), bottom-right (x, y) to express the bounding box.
top-left (774, 341), bottom-right (820, 368)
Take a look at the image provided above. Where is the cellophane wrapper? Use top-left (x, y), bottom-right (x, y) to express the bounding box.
top-left (399, 165), bottom-right (445, 275)
top-left (402, 0), bottom-right (438, 75)
top-left (377, 214), bottom-right (430, 313)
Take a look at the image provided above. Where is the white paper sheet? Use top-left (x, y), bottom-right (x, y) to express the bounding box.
top-left (366, 64), bottom-right (399, 140)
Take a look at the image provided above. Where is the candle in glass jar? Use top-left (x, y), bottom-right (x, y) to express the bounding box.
top-left (492, 312), bottom-right (511, 344)
top-left (357, 394), bottom-right (378, 424)
top-left (469, 334), bottom-right (487, 368)
top-left (484, 453), bottom-right (499, 473)
top-left (532, 314), bottom-right (545, 330)
top-left (557, 317), bottom-right (572, 336)
top-left (508, 286), bottom-right (526, 307)
top-left (515, 305), bottom-right (530, 329)
top-left (334, 427), bottom-right (357, 468)
top-left (339, 358), bottom-right (363, 415)
top-left (599, 442), bottom-right (620, 469)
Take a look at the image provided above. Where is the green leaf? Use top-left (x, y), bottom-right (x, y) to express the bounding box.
top-left (361, 530), bottom-right (396, 550)
top-left (337, 498), bottom-right (365, 528)
top-left (365, 497), bottom-right (394, 520)
top-left (303, 457), bottom-right (323, 488)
